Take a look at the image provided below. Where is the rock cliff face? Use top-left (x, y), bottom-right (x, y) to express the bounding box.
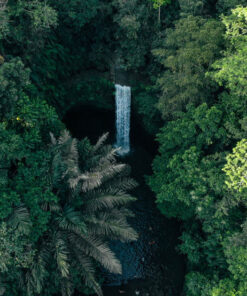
top-left (110, 59), bottom-right (129, 86)
top-left (110, 55), bottom-right (145, 87)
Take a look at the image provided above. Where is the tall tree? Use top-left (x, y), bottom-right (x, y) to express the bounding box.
top-left (211, 6), bottom-right (247, 98)
top-left (216, 0), bottom-right (247, 14)
top-left (151, 0), bottom-right (171, 23)
top-left (153, 16), bottom-right (224, 119)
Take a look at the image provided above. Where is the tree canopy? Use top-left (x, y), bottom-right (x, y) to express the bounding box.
top-left (2, 0), bottom-right (247, 295)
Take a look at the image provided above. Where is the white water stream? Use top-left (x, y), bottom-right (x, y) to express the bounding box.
top-left (115, 84), bottom-right (131, 155)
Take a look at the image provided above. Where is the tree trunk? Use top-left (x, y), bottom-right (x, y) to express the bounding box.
top-left (158, 6), bottom-right (161, 24)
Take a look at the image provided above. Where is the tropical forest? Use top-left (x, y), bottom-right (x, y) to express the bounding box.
top-left (2, 0), bottom-right (247, 295)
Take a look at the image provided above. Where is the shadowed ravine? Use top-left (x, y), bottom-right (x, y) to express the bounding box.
top-left (63, 105), bottom-right (185, 296)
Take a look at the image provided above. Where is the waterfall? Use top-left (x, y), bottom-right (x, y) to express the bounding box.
top-left (115, 84), bottom-right (131, 155)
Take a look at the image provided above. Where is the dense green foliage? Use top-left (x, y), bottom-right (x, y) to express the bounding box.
top-left (2, 0), bottom-right (247, 295)
top-left (153, 15), bottom-right (224, 118)
top-left (0, 1), bottom-right (139, 294)
top-left (149, 3), bottom-right (247, 296)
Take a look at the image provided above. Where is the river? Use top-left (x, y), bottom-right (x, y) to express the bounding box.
top-left (63, 105), bottom-right (185, 296)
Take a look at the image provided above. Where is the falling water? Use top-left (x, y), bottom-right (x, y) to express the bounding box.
top-left (115, 84), bottom-right (131, 155)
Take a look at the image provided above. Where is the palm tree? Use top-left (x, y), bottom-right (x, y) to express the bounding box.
top-left (24, 130), bottom-right (138, 296)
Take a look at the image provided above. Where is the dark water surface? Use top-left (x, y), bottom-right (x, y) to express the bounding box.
top-left (63, 106), bottom-right (185, 296)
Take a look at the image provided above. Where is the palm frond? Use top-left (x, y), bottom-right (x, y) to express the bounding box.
top-left (81, 171), bottom-right (102, 192)
top-left (68, 174), bottom-right (88, 190)
top-left (63, 139), bottom-right (79, 174)
top-left (114, 207), bottom-right (135, 218)
top-left (49, 132), bottom-right (57, 145)
top-left (51, 153), bottom-right (65, 187)
top-left (58, 130), bottom-right (71, 146)
top-left (87, 213), bottom-right (138, 242)
top-left (92, 133), bottom-right (109, 153)
top-left (56, 206), bottom-right (87, 235)
top-left (61, 279), bottom-right (74, 296)
top-left (41, 201), bottom-right (61, 212)
top-left (54, 232), bottom-right (70, 278)
top-left (83, 194), bottom-right (136, 213)
top-left (8, 204), bottom-right (32, 235)
top-left (81, 164), bottom-right (126, 192)
top-left (72, 250), bottom-right (103, 296)
top-left (26, 246), bottom-right (49, 295)
top-left (98, 163), bottom-right (126, 180)
top-left (106, 177), bottom-right (138, 193)
top-left (69, 233), bottom-right (122, 274)
top-left (98, 146), bottom-right (118, 166)
top-left (63, 142), bottom-right (80, 178)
